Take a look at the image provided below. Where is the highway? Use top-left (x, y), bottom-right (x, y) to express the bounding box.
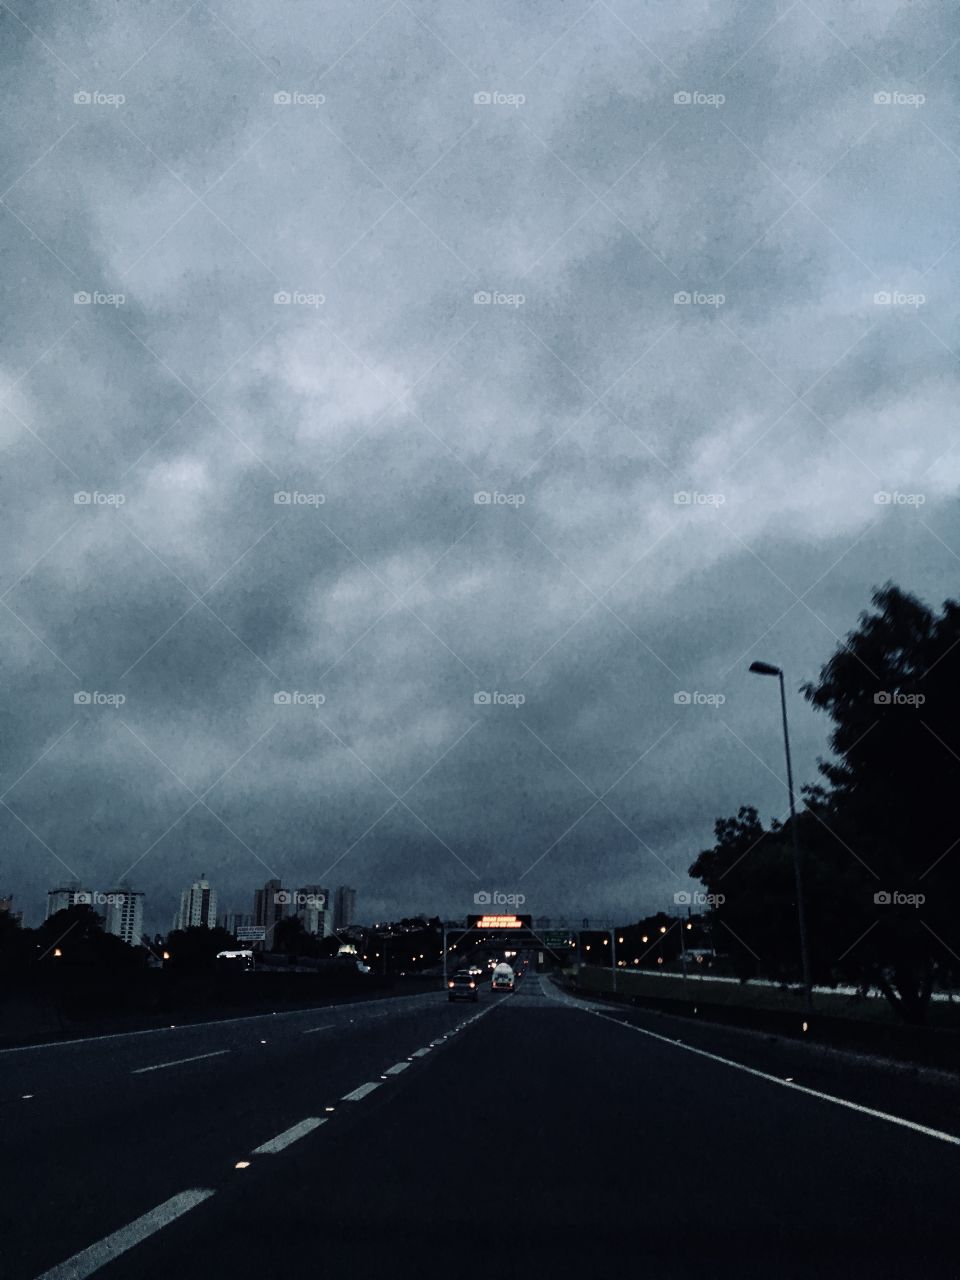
top-left (4, 969), bottom-right (959, 1278)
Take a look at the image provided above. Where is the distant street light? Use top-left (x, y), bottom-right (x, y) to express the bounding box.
top-left (749, 659), bottom-right (813, 1015)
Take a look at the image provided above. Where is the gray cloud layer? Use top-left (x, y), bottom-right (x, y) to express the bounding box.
top-left (2, 0), bottom-right (959, 929)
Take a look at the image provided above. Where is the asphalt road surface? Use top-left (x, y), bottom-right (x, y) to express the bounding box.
top-left (4, 974), bottom-right (959, 1278)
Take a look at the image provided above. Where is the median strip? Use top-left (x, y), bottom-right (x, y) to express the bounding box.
top-left (36, 1189), bottom-right (215, 1279)
top-left (252, 1118), bottom-right (325, 1154)
top-left (342, 1081), bottom-right (381, 1101)
top-left (132, 1050), bottom-right (229, 1074)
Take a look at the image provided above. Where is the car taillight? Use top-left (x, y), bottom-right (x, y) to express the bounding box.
top-left (448, 981), bottom-right (454, 988)
top-left (469, 981), bottom-right (475, 988)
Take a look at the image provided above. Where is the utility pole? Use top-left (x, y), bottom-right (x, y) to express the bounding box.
top-left (750, 661), bottom-right (813, 1018)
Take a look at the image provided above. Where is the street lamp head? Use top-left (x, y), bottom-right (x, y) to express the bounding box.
top-left (749, 660), bottom-right (781, 677)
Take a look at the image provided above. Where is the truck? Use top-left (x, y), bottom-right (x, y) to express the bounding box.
top-left (491, 961), bottom-right (515, 992)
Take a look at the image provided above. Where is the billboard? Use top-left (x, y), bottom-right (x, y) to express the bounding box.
top-left (466, 914), bottom-right (532, 930)
top-left (236, 925), bottom-right (267, 942)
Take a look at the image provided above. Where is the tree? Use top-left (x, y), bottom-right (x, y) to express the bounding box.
top-left (689, 807), bottom-right (799, 981)
top-left (34, 906), bottom-right (146, 968)
top-left (800, 583), bottom-right (960, 1022)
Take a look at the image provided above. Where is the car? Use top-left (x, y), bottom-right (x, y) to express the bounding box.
top-left (467, 965), bottom-right (483, 977)
top-left (447, 970), bottom-right (479, 1002)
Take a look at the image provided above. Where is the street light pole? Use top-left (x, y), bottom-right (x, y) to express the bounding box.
top-left (750, 661), bottom-right (813, 1018)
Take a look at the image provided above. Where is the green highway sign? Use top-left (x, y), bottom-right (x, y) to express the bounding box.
top-left (543, 931), bottom-right (577, 950)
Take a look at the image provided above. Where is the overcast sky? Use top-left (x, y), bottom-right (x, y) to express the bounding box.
top-left (2, 0), bottom-right (958, 931)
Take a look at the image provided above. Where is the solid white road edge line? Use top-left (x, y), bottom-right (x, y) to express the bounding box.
top-left (35, 1189), bottom-right (215, 1280)
top-left (586, 1008), bottom-right (960, 1147)
top-left (0, 991), bottom-right (440, 1054)
top-left (132, 1050), bottom-right (230, 1074)
top-left (252, 1117), bottom-right (326, 1154)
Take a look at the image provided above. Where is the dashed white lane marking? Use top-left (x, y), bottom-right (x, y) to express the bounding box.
top-left (35, 1189), bottom-right (215, 1279)
top-left (383, 1061), bottom-right (410, 1075)
top-left (252, 1118), bottom-right (325, 1154)
top-left (132, 1050), bottom-right (229, 1074)
top-left (343, 1081), bottom-right (381, 1101)
top-left (585, 1008), bottom-right (960, 1148)
top-left (301, 1024), bottom-right (336, 1035)
top-left (410, 1047), bottom-right (431, 1058)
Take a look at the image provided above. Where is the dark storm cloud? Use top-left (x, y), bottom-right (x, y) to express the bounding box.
top-left (2, 0), bottom-right (960, 929)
